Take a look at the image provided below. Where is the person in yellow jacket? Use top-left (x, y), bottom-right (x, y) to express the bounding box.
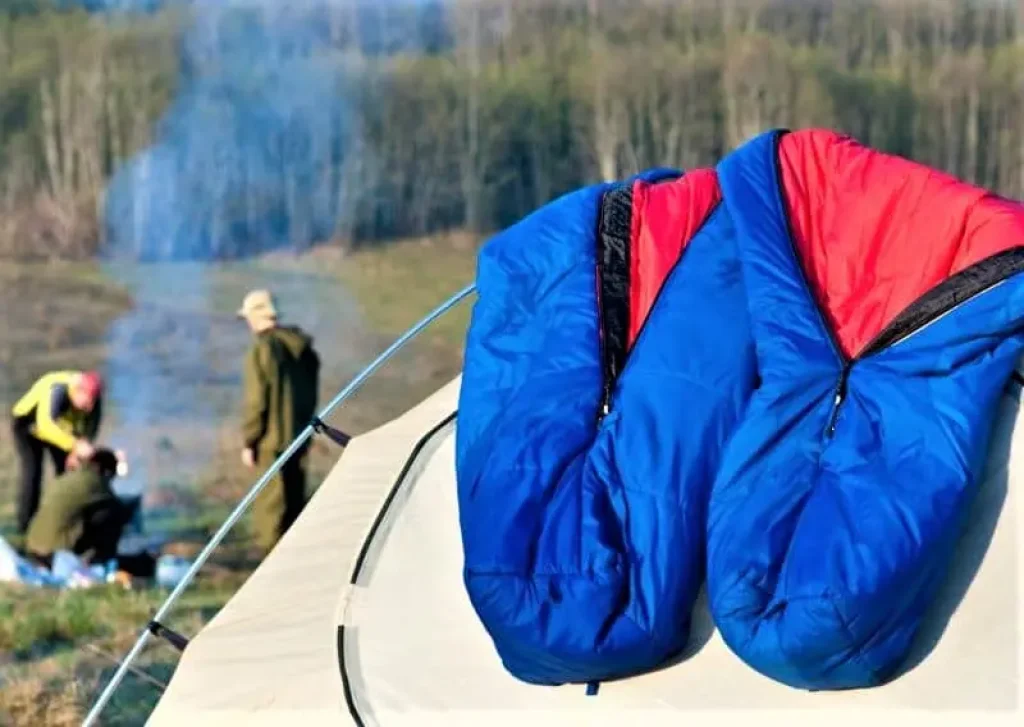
top-left (10, 370), bottom-right (103, 534)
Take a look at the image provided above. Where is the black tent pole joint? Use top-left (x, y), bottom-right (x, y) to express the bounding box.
top-left (311, 416), bottom-right (351, 447)
top-left (147, 620), bottom-right (189, 653)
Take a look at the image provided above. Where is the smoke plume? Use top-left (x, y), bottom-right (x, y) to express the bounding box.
top-left (91, 0), bottom-right (377, 498)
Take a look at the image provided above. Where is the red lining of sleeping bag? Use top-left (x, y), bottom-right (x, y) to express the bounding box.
top-left (628, 169), bottom-right (722, 346)
top-left (779, 129), bottom-right (1024, 359)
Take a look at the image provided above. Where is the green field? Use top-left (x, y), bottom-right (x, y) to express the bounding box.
top-left (0, 235), bottom-right (478, 725)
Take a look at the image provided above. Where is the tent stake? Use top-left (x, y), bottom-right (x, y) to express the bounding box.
top-left (82, 283), bottom-right (476, 727)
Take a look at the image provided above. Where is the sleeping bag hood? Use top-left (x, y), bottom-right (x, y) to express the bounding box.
top-left (456, 127), bottom-right (1024, 691)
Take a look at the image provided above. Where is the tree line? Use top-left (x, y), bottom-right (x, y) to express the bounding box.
top-left (1, 0), bottom-right (1022, 260)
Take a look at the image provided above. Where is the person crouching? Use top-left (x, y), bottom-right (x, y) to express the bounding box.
top-left (24, 448), bottom-right (133, 571)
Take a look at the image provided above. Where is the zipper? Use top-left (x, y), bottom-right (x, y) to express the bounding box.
top-left (773, 131), bottom-right (853, 441)
top-left (595, 200), bottom-right (615, 424)
top-left (598, 369), bottom-right (614, 421)
top-left (597, 205), bottom-right (721, 422)
top-left (773, 137), bottom-right (854, 443)
top-left (821, 277), bottom-right (1015, 441)
top-left (862, 277), bottom-right (1012, 357)
top-left (595, 217), bottom-right (613, 423)
top-left (823, 363), bottom-right (850, 439)
top-left (594, 175), bottom-right (692, 424)
top-left (596, 290), bottom-right (610, 422)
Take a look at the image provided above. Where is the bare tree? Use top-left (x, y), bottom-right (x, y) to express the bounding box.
top-left (586, 0), bottom-right (623, 181)
top-left (1017, 0), bottom-right (1024, 198)
top-left (456, 0), bottom-right (485, 230)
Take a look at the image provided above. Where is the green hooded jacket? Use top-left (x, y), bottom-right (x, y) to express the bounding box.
top-left (25, 467), bottom-right (115, 559)
top-left (241, 325), bottom-right (320, 458)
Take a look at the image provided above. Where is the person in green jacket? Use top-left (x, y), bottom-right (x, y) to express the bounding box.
top-left (10, 370), bottom-right (103, 534)
top-left (25, 448), bottom-right (130, 568)
top-left (237, 289), bottom-right (320, 553)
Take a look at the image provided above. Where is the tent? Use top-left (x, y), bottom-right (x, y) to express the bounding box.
top-left (146, 370), bottom-right (1023, 726)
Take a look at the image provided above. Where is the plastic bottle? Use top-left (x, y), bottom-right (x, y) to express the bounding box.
top-left (155, 555), bottom-right (191, 589)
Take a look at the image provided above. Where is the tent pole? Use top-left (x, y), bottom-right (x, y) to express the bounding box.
top-left (83, 283), bottom-right (477, 726)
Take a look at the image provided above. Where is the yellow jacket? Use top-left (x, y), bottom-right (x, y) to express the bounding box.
top-left (11, 371), bottom-right (103, 452)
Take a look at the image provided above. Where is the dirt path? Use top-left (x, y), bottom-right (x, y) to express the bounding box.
top-left (98, 260), bottom-right (373, 500)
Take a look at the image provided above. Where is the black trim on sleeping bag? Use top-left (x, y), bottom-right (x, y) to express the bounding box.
top-left (597, 184), bottom-right (633, 417)
top-left (860, 246), bottom-right (1024, 356)
top-left (596, 174), bottom-right (686, 418)
top-left (337, 410), bottom-right (457, 725)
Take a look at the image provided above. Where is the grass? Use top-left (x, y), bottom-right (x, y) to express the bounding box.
top-left (0, 578), bottom-right (247, 727)
top-left (0, 262), bottom-right (133, 403)
top-left (0, 592), bottom-right (102, 658)
top-left (338, 231), bottom-right (478, 344)
top-left (0, 234), bottom-right (479, 725)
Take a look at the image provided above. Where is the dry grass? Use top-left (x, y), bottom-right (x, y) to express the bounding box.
top-left (0, 673), bottom-right (83, 727)
top-left (0, 234), bottom-right (478, 725)
top-left (338, 232), bottom-right (479, 343)
top-left (0, 262), bottom-right (133, 403)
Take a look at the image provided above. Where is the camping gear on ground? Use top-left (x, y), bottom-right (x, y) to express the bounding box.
top-left (155, 555), bottom-right (191, 589)
top-left (1, 513), bottom-right (162, 591)
top-left (50, 551), bottom-right (113, 589)
top-left (4, 449), bottom-right (165, 591)
top-left (0, 537), bottom-right (114, 589)
top-left (0, 534), bottom-right (56, 586)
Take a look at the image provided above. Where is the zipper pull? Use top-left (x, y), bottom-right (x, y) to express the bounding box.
top-left (824, 366), bottom-right (850, 439)
top-left (826, 391), bottom-right (844, 437)
top-left (598, 361), bottom-right (616, 422)
top-left (598, 387), bottom-right (611, 422)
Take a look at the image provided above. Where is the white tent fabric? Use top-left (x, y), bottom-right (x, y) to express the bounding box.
top-left (149, 375), bottom-right (1023, 726)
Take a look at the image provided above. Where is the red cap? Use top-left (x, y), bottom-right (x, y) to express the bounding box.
top-left (79, 371), bottom-right (103, 401)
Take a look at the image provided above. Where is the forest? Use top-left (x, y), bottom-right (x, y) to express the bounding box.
top-left (0, 0), bottom-right (1022, 260)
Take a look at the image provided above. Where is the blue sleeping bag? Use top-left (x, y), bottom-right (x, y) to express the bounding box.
top-left (456, 168), bottom-right (757, 684)
top-left (706, 129), bottom-right (1024, 688)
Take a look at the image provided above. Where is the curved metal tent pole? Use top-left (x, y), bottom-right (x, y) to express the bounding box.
top-left (83, 283), bottom-right (477, 726)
